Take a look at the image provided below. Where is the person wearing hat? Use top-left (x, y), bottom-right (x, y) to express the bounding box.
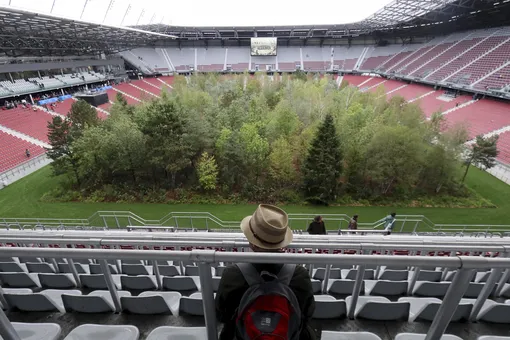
top-left (307, 215), bottom-right (326, 235)
top-left (215, 204), bottom-right (316, 340)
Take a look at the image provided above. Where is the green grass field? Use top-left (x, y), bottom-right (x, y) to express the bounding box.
top-left (0, 165), bottom-right (509, 228)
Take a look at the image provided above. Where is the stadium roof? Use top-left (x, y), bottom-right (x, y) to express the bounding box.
top-left (0, 6), bottom-right (176, 57)
top-left (133, 0), bottom-right (510, 40)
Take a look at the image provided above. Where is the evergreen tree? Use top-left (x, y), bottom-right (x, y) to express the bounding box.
top-left (68, 99), bottom-right (99, 136)
top-left (115, 92), bottom-right (128, 106)
top-left (462, 135), bottom-right (499, 183)
top-left (46, 116), bottom-right (80, 185)
top-left (302, 114), bottom-right (342, 203)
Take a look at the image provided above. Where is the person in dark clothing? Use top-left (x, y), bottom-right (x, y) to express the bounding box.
top-left (216, 204), bottom-right (316, 340)
top-left (307, 215), bottom-right (326, 235)
top-left (348, 214), bottom-right (358, 231)
top-left (25, 149), bottom-right (30, 158)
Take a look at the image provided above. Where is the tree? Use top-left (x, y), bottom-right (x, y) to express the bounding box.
top-left (46, 116), bottom-right (81, 185)
top-left (115, 92), bottom-right (128, 106)
top-left (302, 114), bottom-right (342, 203)
top-left (68, 99), bottom-right (99, 136)
top-left (138, 98), bottom-right (196, 188)
top-left (365, 126), bottom-right (425, 195)
top-left (196, 152), bottom-right (219, 191)
top-left (269, 138), bottom-right (297, 187)
top-left (462, 135), bottom-right (499, 183)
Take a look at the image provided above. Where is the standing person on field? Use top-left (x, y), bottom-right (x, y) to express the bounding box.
top-left (307, 215), bottom-right (326, 235)
top-left (216, 204), bottom-right (316, 340)
top-left (348, 214), bottom-right (358, 232)
top-left (383, 212), bottom-right (397, 235)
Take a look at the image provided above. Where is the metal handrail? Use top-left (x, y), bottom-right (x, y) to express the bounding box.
top-left (1, 210), bottom-right (509, 235)
top-left (0, 247), bottom-right (509, 340)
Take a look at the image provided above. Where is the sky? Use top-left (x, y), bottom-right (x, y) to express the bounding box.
top-left (0, 0), bottom-right (394, 27)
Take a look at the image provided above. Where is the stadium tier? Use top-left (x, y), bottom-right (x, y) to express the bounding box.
top-left (0, 131), bottom-right (45, 173)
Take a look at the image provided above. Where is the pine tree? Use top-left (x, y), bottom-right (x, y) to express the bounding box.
top-left (461, 135), bottom-right (499, 183)
top-left (115, 92), bottom-right (128, 106)
top-left (302, 114), bottom-right (342, 204)
top-left (46, 116), bottom-right (80, 185)
top-left (68, 99), bottom-right (99, 136)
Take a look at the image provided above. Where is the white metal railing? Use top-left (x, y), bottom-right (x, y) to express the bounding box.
top-left (0, 247), bottom-right (509, 340)
top-left (0, 154), bottom-right (49, 183)
top-left (1, 210), bottom-right (509, 236)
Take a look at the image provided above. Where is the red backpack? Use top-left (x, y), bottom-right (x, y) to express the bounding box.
top-left (235, 263), bottom-right (301, 340)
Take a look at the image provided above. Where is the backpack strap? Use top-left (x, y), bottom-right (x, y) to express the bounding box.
top-left (277, 264), bottom-right (296, 285)
top-left (237, 263), bottom-right (296, 286)
top-left (236, 263), bottom-right (263, 286)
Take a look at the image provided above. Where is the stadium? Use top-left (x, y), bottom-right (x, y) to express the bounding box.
top-left (1, 0), bottom-right (510, 339)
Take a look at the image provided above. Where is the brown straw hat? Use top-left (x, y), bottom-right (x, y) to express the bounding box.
top-left (240, 204), bottom-right (293, 250)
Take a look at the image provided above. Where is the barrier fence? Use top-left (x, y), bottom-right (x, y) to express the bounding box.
top-left (2, 211), bottom-right (510, 236)
top-left (0, 247), bottom-right (509, 340)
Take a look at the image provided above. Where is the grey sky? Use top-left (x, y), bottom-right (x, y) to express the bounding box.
top-left (0, 0), bottom-right (394, 27)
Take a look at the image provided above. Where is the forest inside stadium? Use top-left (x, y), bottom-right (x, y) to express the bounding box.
top-left (42, 73), bottom-right (495, 208)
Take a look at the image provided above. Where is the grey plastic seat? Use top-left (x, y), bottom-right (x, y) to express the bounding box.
top-left (364, 280), bottom-right (408, 296)
top-left (163, 276), bottom-right (200, 291)
top-left (5, 289), bottom-right (81, 313)
top-left (378, 270), bottom-right (408, 281)
top-left (18, 257), bottom-right (41, 263)
top-left (122, 260), bottom-right (144, 265)
top-left (0, 262), bottom-right (25, 272)
top-left (63, 290), bottom-right (131, 313)
top-left (121, 291), bottom-right (181, 315)
top-left (327, 279), bottom-right (364, 295)
top-left (342, 269), bottom-right (374, 280)
top-left (38, 273), bottom-right (76, 289)
top-left (215, 266), bottom-right (226, 277)
top-left (345, 296), bottom-right (409, 321)
top-left (313, 295), bottom-right (346, 319)
top-left (122, 264), bottom-right (152, 275)
top-left (26, 262), bottom-right (55, 273)
top-left (413, 281), bottom-right (451, 297)
top-left (145, 326), bottom-right (206, 340)
top-left (80, 274), bottom-right (122, 289)
top-left (0, 272), bottom-right (40, 288)
top-left (212, 277), bottom-right (221, 292)
top-left (0, 288), bottom-right (32, 309)
top-left (321, 331), bottom-right (382, 340)
top-left (478, 337), bottom-right (510, 339)
top-left (399, 297), bottom-right (472, 322)
top-left (445, 270), bottom-right (476, 282)
top-left (395, 334), bottom-right (462, 340)
top-left (179, 292), bottom-right (207, 316)
top-left (414, 270), bottom-right (442, 282)
top-left (7, 322), bottom-right (61, 340)
top-left (313, 268), bottom-right (342, 280)
top-left (89, 264), bottom-right (118, 275)
top-left (311, 279), bottom-right (322, 294)
top-left (385, 265), bottom-right (408, 270)
top-left (58, 263), bottom-right (88, 274)
top-left (464, 283), bottom-right (486, 298)
top-left (120, 275), bottom-right (157, 290)
top-left (158, 265), bottom-right (180, 277)
top-left (462, 298), bottom-right (510, 323)
top-left (184, 265), bottom-right (215, 277)
top-left (63, 324), bottom-right (139, 340)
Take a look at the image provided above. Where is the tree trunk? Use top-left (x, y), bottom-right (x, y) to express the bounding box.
top-left (461, 159), bottom-right (472, 184)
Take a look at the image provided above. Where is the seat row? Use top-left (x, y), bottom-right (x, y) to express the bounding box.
top-left (3, 287), bottom-right (510, 323)
top-left (1, 289), bottom-right (203, 316)
top-left (4, 322), bottom-right (510, 340)
top-left (3, 271), bottom-right (510, 298)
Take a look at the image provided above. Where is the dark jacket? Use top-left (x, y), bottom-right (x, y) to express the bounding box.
top-left (307, 221), bottom-right (326, 235)
top-left (215, 263), bottom-right (316, 340)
